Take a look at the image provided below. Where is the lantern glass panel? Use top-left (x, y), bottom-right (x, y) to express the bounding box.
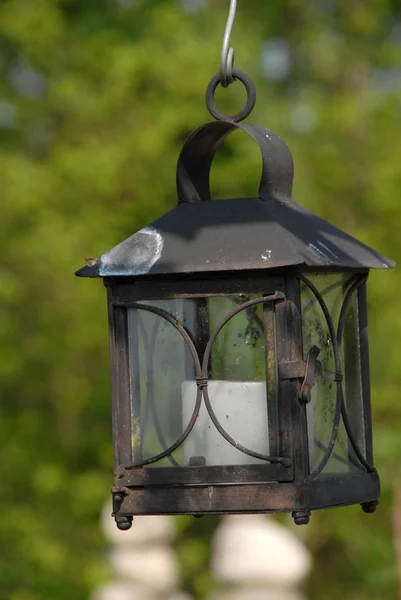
top-left (127, 294), bottom-right (278, 469)
top-left (301, 274), bottom-right (366, 476)
top-left (128, 299), bottom-right (197, 467)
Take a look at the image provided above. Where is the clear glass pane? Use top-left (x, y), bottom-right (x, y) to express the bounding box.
top-left (301, 274), bottom-right (365, 477)
top-left (184, 296), bottom-right (277, 467)
top-left (342, 292), bottom-right (366, 461)
top-left (128, 295), bottom-right (278, 469)
top-left (128, 299), bottom-right (197, 467)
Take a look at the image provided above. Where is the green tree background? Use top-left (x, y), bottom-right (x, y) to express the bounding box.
top-left (0, 1), bottom-right (400, 599)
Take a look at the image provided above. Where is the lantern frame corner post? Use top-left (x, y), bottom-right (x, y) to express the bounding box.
top-left (357, 275), bottom-right (380, 514)
top-left (357, 276), bottom-right (374, 467)
top-left (106, 282), bottom-right (134, 528)
top-left (276, 273), bottom-right (312, 525)
top-left (107, 282), bottom-right (132, 469)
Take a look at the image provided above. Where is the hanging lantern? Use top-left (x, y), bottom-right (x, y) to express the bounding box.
top-left (76, 6), bottom-right (395, 531)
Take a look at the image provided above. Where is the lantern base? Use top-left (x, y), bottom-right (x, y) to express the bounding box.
top-left (112, 470), bottom-right (380, 521)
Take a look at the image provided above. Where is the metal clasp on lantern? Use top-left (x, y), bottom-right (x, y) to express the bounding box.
top-left (278, 345), bottom-right (322, 404)
top-left (299, 345), bottom-right (322, 404)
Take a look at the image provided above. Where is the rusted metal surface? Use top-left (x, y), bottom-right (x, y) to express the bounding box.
top-left (107, 274), bottom-right (286, 303)
top-left (115, 463), bottom-right (294, 487)
top-left (111, 472), bottom-right (380, 517)
top-left (109, 302), bottom-right (132, 468)
top-left (279, 283), bottom-right (310, 484)
top-left (117, 482), bottom-right (305, 516)
top-left (279, 360), bottom-right (307, 380)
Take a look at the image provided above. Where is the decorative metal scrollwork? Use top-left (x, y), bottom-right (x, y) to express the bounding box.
top-left (124, 292), bottom-right (292, 469)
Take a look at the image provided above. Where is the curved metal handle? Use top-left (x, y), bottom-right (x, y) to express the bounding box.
top-left (176, 120), bottom-right (294, 204)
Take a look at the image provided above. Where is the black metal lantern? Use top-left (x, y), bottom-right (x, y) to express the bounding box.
top-left (76, 12), bottom-right (395, 529)
top-left (76, 112), bottom-right (395, 530)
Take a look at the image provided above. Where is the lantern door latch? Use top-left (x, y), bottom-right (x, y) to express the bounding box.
top-left (278, 345), bottom-right (322, 404)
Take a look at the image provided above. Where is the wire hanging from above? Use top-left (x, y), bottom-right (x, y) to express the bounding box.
top-left (220, 0), bottom-right (237, 87)
top-left (205, 0), bottom-right (256, 122)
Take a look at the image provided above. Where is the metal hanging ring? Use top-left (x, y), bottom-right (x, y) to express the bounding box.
top-left (206, 69), bottom-right (256, 123)
top-left (220, 0), bottom-right (237, 87)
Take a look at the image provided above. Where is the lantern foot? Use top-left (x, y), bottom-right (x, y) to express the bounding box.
top-left (292, 510), bottom-right (311, 526)
top-left (115, 515), bottom-right (133, 531)
top-left (361, 500), bottom-right (379, 514)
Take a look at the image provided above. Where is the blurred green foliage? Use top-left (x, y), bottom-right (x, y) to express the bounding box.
top-left (0, 1), bottom-right (400, 599)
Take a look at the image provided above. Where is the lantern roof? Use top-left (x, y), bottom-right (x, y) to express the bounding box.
top-left (76, 121), bottom-right (395, 279)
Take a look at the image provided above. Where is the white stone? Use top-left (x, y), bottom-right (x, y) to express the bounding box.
top-left (167, 593), bottom-right (195, 600)
top-left (90, 581), bottom-right (157, 600)
top-left (101, 502), bottom-right (175, 546)
top-left (110, 545), bottom-right (180, 591)
top-left (210, 589), bottom-right (306, 600)
top-left (210, 516), bottom-right (312, 588)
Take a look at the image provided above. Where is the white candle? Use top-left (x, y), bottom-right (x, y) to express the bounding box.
top-left (181, 381), bottom-right (269, 466)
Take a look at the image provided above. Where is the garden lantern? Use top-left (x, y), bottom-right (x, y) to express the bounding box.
top-left (76, 9), bottom-right (395, 531)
